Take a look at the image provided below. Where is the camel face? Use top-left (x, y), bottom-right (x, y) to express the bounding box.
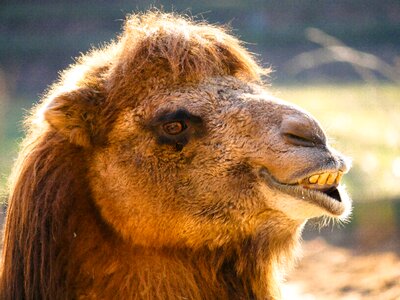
top-left (89, 77), bottom-right (351, 248)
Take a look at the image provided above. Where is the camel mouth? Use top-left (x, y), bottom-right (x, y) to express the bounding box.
top-left (259, 168), bottom-right (350, 217)
top-left (297, 171), bottom-right (343, 202)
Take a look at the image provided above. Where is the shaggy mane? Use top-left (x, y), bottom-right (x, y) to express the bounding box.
top-left (1, 132), bottom-right (88, 299)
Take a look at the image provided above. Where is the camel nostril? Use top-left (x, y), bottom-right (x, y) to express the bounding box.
top-left (280, 116), bottom-right (325, 147)
top-left (283, 132), bottom-right (315, 147)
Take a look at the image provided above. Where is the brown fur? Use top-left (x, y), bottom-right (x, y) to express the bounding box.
top-left (0, 12), bottom-right (350, 299)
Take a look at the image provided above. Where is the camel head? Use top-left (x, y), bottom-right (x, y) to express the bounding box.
top-left (1, 12), bottom-right (354, 300)
top-left (43, 13), bottom-right (351, 250)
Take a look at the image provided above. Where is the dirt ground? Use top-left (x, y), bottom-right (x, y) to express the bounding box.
top-left (283, 238), bottom-right (400, 300)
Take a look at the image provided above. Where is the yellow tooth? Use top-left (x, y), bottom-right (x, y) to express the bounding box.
top-left (318, 173), bottom-right (329, 185)
top-left (309, 174), bottom-right (320, 184)
top-left (336, 171), bottom-right (343, 184)
top-left (327, 172), bottom-right (337, 185)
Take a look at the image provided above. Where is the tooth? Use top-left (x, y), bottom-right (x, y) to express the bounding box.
top-left (327, 172), bottom-right (337, 185)
top-left (309, 174), bottom-right (319, 184)
top-left (318, 173), bottom-right (329, 185)
top-left (336, 171), bottom-right (343, 184)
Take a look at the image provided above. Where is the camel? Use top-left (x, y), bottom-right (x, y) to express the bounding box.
top-left (0, 12), bottom-right (351, 300)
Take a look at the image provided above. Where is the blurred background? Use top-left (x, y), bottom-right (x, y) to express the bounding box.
top-left (1, 1), bottom-right (399, 298)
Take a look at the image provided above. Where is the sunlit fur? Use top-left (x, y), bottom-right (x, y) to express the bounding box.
top-left (0, 12), bottom-right (349, 300)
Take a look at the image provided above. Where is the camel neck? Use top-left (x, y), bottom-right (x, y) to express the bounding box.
top-left (69, 213), bottom-right (302, 299)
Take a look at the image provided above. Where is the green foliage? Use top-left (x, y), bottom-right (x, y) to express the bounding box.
top-left (0, 98), bottom-right (31, 202)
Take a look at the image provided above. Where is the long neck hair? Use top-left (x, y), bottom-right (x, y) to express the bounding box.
top-left (0, 128), bottom-right (92, 299)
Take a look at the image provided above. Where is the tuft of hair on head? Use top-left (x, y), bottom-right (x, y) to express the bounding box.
top-left (36, 11), bottom-right (270, 149)
top-left (113, 11), bottom-right (270, 85)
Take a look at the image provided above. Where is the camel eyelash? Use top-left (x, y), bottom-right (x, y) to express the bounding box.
top-left (149, 109), bottom-right (204, 150)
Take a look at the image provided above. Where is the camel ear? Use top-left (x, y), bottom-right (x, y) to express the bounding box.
top-left (44, 88), bottom-right (101, 147)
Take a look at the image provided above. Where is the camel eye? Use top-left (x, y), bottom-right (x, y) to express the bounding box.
top-left (163, 121), bottom-right (187, 135)
top-left (150, 109), bottom-right (204, 150)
